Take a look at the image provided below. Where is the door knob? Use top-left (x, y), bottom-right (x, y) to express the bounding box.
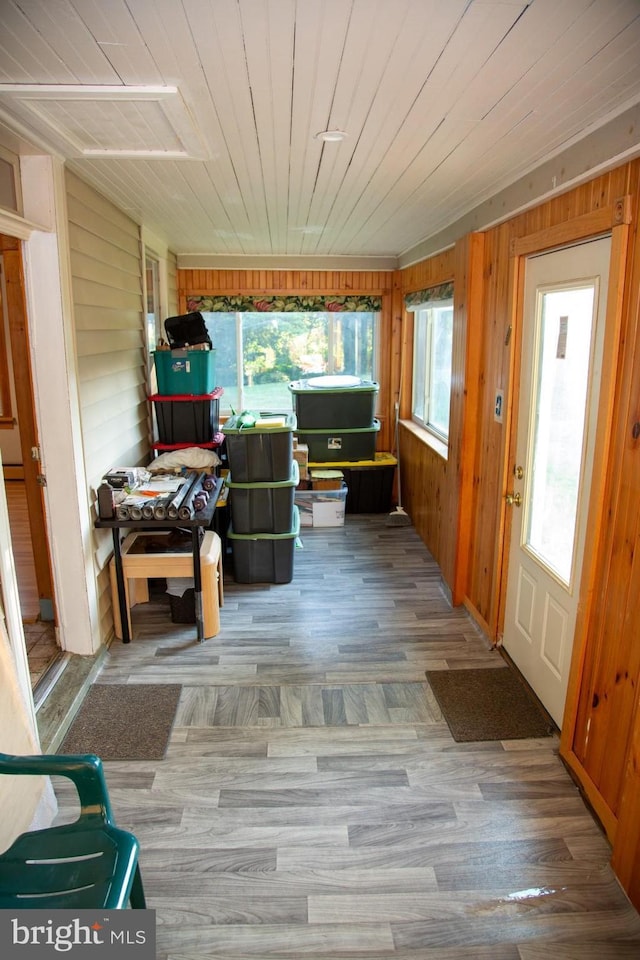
top-left (505, 492), bottom-right (522, 507)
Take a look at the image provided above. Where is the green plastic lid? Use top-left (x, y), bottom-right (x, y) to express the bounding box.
top-left (225, 460), bottom-right (299, 489)
top-left (289, 376), bottom-right (379, 394)
top-left (227, 505), bottom-right (301, 540)
top-left (223, 411), bottom-right (297, 434)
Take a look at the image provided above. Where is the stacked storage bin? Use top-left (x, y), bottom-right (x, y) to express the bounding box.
top-left (149, 387), bottom-right (224, 453)
top-left (289, 375), bottom-right (380, 460)
top-left (149, 347), bottom-right (223, 625)
top-left (222, 413), bottom-right (299, 583)
top-left (289, 375), bottom-right (381, 519)
top-left (151, 311), bottom-right (223, 456)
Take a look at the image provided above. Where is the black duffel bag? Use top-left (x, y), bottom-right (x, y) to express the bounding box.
top-left (164, 311), bottom-right (212, 348)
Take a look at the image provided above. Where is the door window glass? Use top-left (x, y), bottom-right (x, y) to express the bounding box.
top-left (525, 283), bottom-right (596, 585)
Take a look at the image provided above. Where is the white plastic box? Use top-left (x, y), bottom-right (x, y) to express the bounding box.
top-left (294, 485), bottom-right (347, 527)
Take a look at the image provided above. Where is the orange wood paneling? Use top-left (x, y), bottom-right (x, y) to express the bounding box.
top-left (460, 162), bottom-right (640, 910)
top-left (463, 222), bottom-right (513, 630)
top-left (563, 167), bottom-right (640, 838)
top-left (613, 597), bottom-right (640, 901)
top-left (561, 218), bottom-right (634, 820)
top-left (452, 232), bottom-right (485, 607)
top-left (397, 250), bottom-right (456, 585)
top-left (397, 161), bottom-right (640, 910)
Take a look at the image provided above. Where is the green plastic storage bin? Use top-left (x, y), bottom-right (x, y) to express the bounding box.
top-left (153, 349), bottom-right (216, 395)
top-left (228, 506), bottom-right (300, 583)
top-left (295, 419), bottom-right (380, 462)
top-left (226, 461), bottom-right (299, 534)
top-left (289, 375), bottom-right (379, 429)
top-left (223, 412), bottom-right (296, 482)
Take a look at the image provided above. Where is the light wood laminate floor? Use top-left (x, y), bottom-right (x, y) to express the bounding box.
top-left (56, 517), bottom-right (640, 958)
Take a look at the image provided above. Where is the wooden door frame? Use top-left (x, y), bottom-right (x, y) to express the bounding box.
top-left (0, 233), bottom-right (55, 621)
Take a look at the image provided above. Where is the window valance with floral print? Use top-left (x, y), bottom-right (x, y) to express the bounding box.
top-left (187, 294), bottom-right (382, 313)
top-left (404, 282), bottom-right (454, 310)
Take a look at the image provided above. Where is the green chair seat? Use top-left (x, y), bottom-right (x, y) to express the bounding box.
top-left (0, 752), bottom-right (145, 910)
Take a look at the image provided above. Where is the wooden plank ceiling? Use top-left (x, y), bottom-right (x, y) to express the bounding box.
top-left (0, 0), bottom-right (639, 260)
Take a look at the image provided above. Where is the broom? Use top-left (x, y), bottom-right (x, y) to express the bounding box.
top-left (386, 400), bottom-right (411, 526)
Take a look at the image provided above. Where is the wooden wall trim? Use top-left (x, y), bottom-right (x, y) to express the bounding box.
top-left (494, 253), bottom-right (525, 640)
top-left (560, 222), bottom-right (631, 756)
top-left (0, 257), bottom-right (12, 422)
top-left (613, 678), bottom-right (640, 900)
top-left (179, 269), bottom-right (394, 300)
top-left (510, 198), bottom-right (632, 258)
top-left (463, 597), bottom-right (493, 643)
top-left (388, 271), bottom-right (404, 464)
top-left (452, 232), bottom-right (484, 606)
top-left (0, 235), bottom-right (54, 606)
top-left (561, 748), bottom-right (618, 842)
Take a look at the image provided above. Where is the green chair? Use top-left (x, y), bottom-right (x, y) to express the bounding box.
top-left (0, 752), bottom-right (145, 909)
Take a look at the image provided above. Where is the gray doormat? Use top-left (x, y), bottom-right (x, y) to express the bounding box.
top-left (59, 684), bottom-right (182, 760)
top-left (426, 667), bottom-right (554, 742)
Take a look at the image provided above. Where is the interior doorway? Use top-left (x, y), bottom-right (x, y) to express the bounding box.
top-left (501, 237), bottom-right (611, 727)
top-left (0, 237), bottom-right (59, 690)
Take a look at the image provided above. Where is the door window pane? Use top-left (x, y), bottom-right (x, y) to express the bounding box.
top-left (526, 284), bottom-right (595, 584)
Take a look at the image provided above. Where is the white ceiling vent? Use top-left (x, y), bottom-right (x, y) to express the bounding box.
top-left (0, 84), bottom-right (208, 160)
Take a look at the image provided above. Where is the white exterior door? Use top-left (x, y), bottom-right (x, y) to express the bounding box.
top-left (502, 237), bottom-right (611, 727)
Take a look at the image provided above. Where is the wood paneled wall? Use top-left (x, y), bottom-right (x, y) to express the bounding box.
top-left (402, 160), bottom-right (640, 910)
top-left (397, 249), bottom-right (456, 586)
top-left (464, 222), bottom-right (514, 634)
top-left (179, 269), bottom-right (395, 450)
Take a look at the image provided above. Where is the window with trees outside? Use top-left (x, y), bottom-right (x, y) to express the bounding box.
top-left (408, 283), bottom-right (454, 445)
top-left (187, 295), bottom-right (381, 414)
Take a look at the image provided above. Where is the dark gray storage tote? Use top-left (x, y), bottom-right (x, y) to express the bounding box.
top-left (295, 419), bottom-right (380, 462)
top-left (289, 375), bottom-right (379, 429)
top-left (228, 506), bottom-right (300, 584)
top-left (150, 388), bottom-right (222, 444)
top-left (226, 461), bottom-right (299, 534)
top-left (222, 412), bottom-right (296, 482)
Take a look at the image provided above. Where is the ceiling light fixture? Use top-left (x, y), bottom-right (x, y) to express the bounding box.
top-left (314, 129), bottom-right (347, 142)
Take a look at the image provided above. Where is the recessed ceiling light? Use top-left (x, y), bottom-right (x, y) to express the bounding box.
top-left (314, 129), bottom-right (347, 142)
